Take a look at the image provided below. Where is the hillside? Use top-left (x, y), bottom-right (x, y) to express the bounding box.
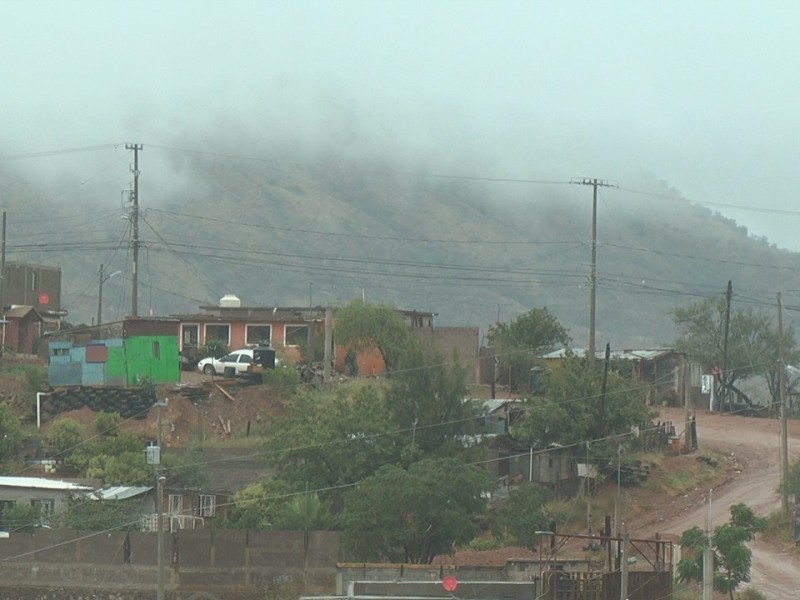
top-left (2, 143), bottom-right (798, 349)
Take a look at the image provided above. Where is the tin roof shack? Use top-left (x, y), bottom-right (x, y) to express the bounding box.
top-left (3, 305), bottom-right (44, 354)
top-left (165, 487), bottom-right (229, 532)
top-left (542, 348), bottom-right (689, 407)
top-left (90, 485), bottom-right (156, 530)
top-left (488, 435), bottom-right (578, 496)
top-left (0, 476), bottom-right (92, 529)
top-left (45, 317), bottom-right (180, 387)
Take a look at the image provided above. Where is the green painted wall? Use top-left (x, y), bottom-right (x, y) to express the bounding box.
top-left (105, 347), bottom-right (127, 385)
top-left (123, 335), bottom-right (180, 385)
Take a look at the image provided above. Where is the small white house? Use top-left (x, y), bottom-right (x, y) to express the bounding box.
top-left (0, 476), bottom-right (92, 527)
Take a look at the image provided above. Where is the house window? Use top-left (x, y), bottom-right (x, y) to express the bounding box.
top-left (284, 324), bottom-right (307, 347)
top-left (31, 498), bottom-right (55, 526)
top-left (152, 340), bottom-right (160, 359)
top-left (246, 324), bottom-right (271, 346)
top-left (168, 494), bottom-right (184, 516)
top-left (182, 324), bottom-right (199, 349)
top-left (205, 324), bottom-right (230, 345)
top-left (0, 500), bottom-right (14, 530)
top-left (199, 494), bottom-right (216, 517)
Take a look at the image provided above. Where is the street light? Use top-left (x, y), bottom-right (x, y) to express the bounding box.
top-left (96, 265), bottom-right (121, 326)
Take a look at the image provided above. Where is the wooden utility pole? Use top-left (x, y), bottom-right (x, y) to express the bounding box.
top-left (126, 143), bottom-right (142, 317)
top-left (323, 306), bottom-right (333, 383)
top-left (570, 178), bottom-right (616, 361)
top-left (721, 280), bottom-right (733, 410)
top-left (778, 293), bottom-right (789, 512)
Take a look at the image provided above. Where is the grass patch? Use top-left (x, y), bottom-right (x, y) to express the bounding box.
top-left (643, 451), bottom-right (727, 496)
top-left (763, 509), bottom-right (796, 546)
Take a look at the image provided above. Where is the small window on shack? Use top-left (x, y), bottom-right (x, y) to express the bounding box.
top-left (199, 494), bottom-right (216, 517)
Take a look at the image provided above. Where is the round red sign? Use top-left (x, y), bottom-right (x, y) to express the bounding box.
top-left (442, 576), bottom-right (458, 592)
top-left (38, 293), bottom-right (50, 305)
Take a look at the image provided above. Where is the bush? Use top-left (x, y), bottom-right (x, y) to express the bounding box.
top-left (737, 589), bottom-right (768, 600)
top-left (21, 365), bottom-right (47, 396)
top-left (262, 366), bottom-right (301, 393)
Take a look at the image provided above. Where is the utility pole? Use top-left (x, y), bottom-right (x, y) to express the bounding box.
top-left (323, 306), bottom-right (333, 384)
top-left (778, 293), bottom-right (789, 512)
top-left (156, 399), bottom-right (167, 600)
top-left (721, 280), bottom-right (733, 410)
top-left (703, 490), bottom-right (714, 600)
top-left (570, 178), bottom-right (616, 361)
top-left (126, 143), bottom-right (142, 317)
top-left (0, 211), bottom-right (5, 361)
top-left (97, 264), bottom-right (104, 326)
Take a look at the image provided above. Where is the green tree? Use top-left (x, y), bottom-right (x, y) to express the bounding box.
top-left (340, 458), bottom-right (492, 563)
top-left (673, 295), bottom-right (798, 410)
top-left (85, 431), bottom-right (154, 485)
top-left (92, 411), bottom-right (122, 437)
top-left (58, 494), bottom-right (145, 531)
top-left (266, 384), bottom-right (400, 502)
top-left (384, 344), bottom-right (481, 462)
top-left (334, 300), bottom-right (411, 370)
top-left (1, 502), bottom-right (42, 533)
top-left (677, 503), bottom-right (766, 600)
top-left (486, 307), bottom-right (570, 391)
top-left (163, 442), bottom-right (209, 489)
top-left (491, 483), bottom-right (551, 549)
top-left (45, 418), bottom-right (86, 460)
top-left (511, 353), bottom-right (653, 447)
top-left (272, 492), bottom-right (336, 530)
top-left (221, 478), bottom-right (298, 530)
top-left (0, 401), bottom-right (25, 471)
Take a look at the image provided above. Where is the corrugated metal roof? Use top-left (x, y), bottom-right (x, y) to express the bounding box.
top-left (542, 348), bottom-right (675, 361)
top-left (91, 486), bottom-right (153, 500)
top-left (0, 476), bottom-right (92, 491)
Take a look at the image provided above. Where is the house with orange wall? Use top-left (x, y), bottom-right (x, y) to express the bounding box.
top-left (172, 296), bottom-right (478, 379)
top-left (171, 297), bottom-right (323, 365)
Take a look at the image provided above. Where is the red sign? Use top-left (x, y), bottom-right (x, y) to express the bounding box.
top-left (442, 576), bottom-right (458, 592)
top-left (38, 293), bottom-right (50, 305)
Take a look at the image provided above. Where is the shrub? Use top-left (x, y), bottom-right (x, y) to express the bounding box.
top-left (262, 366), bottom-right (301, 393)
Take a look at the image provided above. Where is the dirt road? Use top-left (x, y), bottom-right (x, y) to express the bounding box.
top-left (633, 407), bottom-right (800, 599)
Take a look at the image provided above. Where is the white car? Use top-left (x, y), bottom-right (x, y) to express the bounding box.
top-left (197, 349), bottom-right (253, 376)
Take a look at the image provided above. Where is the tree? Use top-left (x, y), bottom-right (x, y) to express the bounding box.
top-left (272, 493), bottom-right (337, 531)
top-left (1, 502), bottom-right (41, 533)
top-left (486, 307), bottom-right (571, 391)
top-left (57, 494), bottom-right (145, 532)
top-left (491, 483), bottom-right (551, 549)
top-left (85, 432), bottom-right (154, 485)
top-left (92, 411), bottom-right (122, 437)
top-left (677, 503), bottom-right (766, 600)
top-left (384, 344), bottom-right (482, 462)
top-left (163, 442), bottom-right (209, 489)
top-left (221, 478), bottom-right (301, 530)
top-left (673, 295), bottom-right (798, 410)
top-left (334, 300), bottom-right (411, 370)
top-left (44, 418), bottom-right (86, 461)
top-left (511, 353), bottom-right (654, 447)
top-left (340, 458), bottom-right (492, 563)
top-left (265, 384), bottom-right (401, 503)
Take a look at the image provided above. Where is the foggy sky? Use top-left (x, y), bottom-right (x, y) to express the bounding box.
top-left (2, 0), bottom-right (799, 250)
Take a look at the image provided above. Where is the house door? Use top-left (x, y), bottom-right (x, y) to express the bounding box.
top-left (181, 324), bottom-right (199, 350)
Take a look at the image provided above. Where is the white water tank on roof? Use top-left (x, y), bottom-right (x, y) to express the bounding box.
top-left (220, 294), bottom-right (241, 308)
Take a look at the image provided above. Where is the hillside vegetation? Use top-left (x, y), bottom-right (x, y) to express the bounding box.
top-left (1, 143), bottom-right (796, 349)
